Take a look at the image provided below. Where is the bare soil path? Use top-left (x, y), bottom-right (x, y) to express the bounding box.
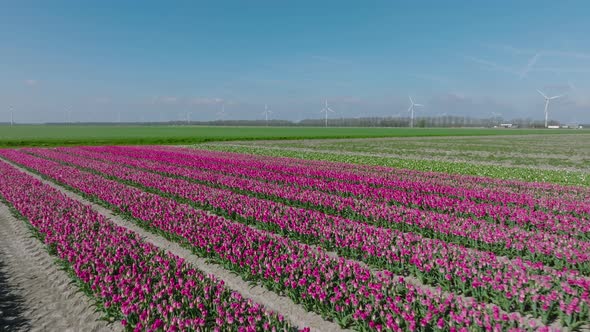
top-left (0, 203), bottom-right (119, 332)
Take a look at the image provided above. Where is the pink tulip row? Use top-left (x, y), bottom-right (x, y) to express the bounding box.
top-left (0, 149), bottom-right (540, 331)
top-left (23, 146), bottom-right (590, 325)
top-left (29, 147), bottom-right (590, 273)
top-left (80, 145), bottom-right (590, 220)
top-left (60, 146), bottom-right (590, 237)
top-left (0, 160), bottom-right (298, 332)
top-left (153, 145), bottom-right (590, 207)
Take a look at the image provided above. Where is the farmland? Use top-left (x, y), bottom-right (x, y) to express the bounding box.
top-left (0, 125), bottom-right (585, 147)
top-left (201, 133), bottom-right (590, 186)
top-left (6, 1), bottom-right (590, 331)
top-left (0, 141), bottom-right (589, 331)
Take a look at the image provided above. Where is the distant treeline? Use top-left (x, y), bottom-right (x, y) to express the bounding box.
top-left (2, 117), bottom-right (587, 128)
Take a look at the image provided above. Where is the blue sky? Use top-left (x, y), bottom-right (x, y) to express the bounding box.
top-left (2, 0), bottom-right (590, 123)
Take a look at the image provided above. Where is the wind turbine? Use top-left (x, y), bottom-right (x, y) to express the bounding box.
top-left (320, 99), bottom-right (334, 128)
top-left (186, 111), bottom-right (192, 125)
top-left (261, 104), bottom-right (272, 126)
top-left (407, 96), bottom-right (423, 128)
top-left (10, 108), bottom-right (14, 126)
top-left (216, 103), bottom-right (227, 121)
top-left (537, 89), bottom-right (564, 128)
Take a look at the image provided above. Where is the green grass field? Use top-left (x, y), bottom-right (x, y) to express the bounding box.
top-left (0, 125), bottom-right (585, 147)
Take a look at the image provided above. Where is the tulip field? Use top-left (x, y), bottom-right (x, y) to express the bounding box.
top-left (200, 133), bottom-right (590, 186)
top-left (0, 144), bottom-right (589, 331)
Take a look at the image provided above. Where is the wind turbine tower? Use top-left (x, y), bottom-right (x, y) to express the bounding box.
top-left (320, 99), bottom-right (334, 128)
top-left (217, 103), bottom-right (227, 121)
top-left (537, 89), bottom-right (563, 128)
top-left (407, 96), bottom-right (423, 128)
top-left (262, 104), bottom-right (272, 126)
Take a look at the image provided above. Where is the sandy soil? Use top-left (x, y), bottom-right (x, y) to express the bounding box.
top-left (0, 203), bottom-right (119, 332)
top-left (3, 160), bottom-right (345, 332)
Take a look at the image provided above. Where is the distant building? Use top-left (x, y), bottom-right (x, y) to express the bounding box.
top-left (547, 125), bottom-right (560, 129)
top-left (564, 123), bottom-right (583, 129)
top-left (499, 123), bottom-right (513, 128)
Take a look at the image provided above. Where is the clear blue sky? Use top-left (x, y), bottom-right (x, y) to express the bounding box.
top-left (2, 0), bottom-right (589, 123)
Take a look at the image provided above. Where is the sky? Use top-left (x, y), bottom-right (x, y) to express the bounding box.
top-left (1, 0), bottom-right (590, 123)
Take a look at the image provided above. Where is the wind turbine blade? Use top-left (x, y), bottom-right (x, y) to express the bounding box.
top-left (519, 53), bottom-right (539, 79)
top-left (537, 89), bottom-right (548, 99)
top-left (408, 105), bottom-right (413, 112)
top-left (414, 104), bottom-right (424, 107)
top-left (550, 94), bottom-right (564, 100)
top-left (327, 107), bottom-right (334, 112)
top-left (409, 96), bottom-right (414, 104)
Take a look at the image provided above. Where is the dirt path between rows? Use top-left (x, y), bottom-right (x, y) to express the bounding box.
top-left (3, 160), bottom-right (345, 332)
top-left (0, 203), bottom-right (119, 332)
